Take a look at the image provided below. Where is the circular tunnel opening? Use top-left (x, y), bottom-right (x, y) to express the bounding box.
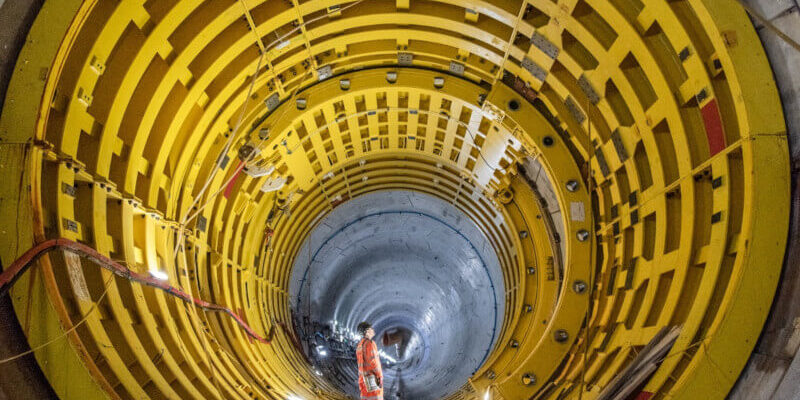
top-left (289, 191), bottom-right (505, 399)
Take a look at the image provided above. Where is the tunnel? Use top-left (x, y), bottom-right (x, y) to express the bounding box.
top-left (0, 0), bottom-right (798, 399)
top-left (289, 190), bottom-right (506, 399)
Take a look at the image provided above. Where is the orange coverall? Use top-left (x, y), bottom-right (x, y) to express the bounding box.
top-left (356, 338), bottom-right (383, 400)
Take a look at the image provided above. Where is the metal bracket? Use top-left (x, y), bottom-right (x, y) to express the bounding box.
top-left (449, 61), bottom-right (465, 76)
top-left (61, 182), bottom-right (76, 197)
top-left (398, 53), bottom-right (413, 65)
top-left (264, 93), bottom-right (280, 111)
top-left (62, 218), bottom-right (79, 233)
top-left (317, 65), bottom-right (333, 81)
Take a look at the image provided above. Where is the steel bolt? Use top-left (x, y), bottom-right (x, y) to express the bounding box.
top-left (566, 180), bottom-right (580, 192)
top-left (524, 304), bottom-right (532, 313)
top-left (554, 329), bottom-right (569, 343)
top-left (527, 266), bottom-right (536, 275)
top-left (509, 339), bottom-right (519, 348)
top-left (576, 230), bottom-right (590, 241)
top-left (572, 280), bottom-right (588, 294)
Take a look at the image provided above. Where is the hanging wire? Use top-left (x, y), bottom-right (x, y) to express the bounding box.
top-left (172, 51), bottom-right (265, 257)
top-left (175, 0), bottom-right (368, 235)
top-left (176, 248), bottom-right (228, 400)
top-left (0, 273), bottom-right (114, 365)
top-left (0, 239), bottom-right (279, 346)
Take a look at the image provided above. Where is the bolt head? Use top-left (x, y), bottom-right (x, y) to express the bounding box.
top-left (576, 230), bottom-right (590, 241)
top-left (572, 280), bottom-right (588, 294)
top-left (554, 329), bottom-right (569, 343)
top-left (566, 180), bottom-right (579, 192)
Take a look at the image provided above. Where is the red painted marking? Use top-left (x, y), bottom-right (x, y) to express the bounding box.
top-left (512, 76), bottom-right (537, 102)
top-left (635, 392), bottom-right (654, 400)
top-left (263, 227), bottom-right (275, 249)
top-left (701, 99), bottom-right (726, 156)
top-left (223, 161), bottom-right (244, 199)
top-left (330, 195), bottom-right (351, 209)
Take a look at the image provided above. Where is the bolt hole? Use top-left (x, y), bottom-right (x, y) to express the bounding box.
top-left (542, 136), bottom-right (555, 147)
top-left (508, 99), bottom-right (520, 111)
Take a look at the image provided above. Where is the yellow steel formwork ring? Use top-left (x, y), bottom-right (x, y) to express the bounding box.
top-left (0, 0), bottom-right (789, 399)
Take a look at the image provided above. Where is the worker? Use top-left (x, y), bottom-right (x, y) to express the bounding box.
top-left (356, 321), bottom-right (383, 400)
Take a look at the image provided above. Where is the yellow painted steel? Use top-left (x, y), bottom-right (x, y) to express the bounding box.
top-left (0, 0), bottom-right (789, 399)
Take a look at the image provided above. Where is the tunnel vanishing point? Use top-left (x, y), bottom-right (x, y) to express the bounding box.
top-left (0, 0), bottom-right (799, 399)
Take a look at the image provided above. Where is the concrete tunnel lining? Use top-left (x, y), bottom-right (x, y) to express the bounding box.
top-left (289, 190), bottom-right (505, 399)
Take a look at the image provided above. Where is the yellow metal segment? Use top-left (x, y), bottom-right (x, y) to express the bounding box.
top-left (0, 0), bottom-right (788, 400)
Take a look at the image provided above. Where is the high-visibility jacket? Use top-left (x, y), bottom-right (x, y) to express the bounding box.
top-left (356, 338), bottom-right (383, 400)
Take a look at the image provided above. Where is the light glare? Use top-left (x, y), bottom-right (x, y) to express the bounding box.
top-left (149, 269), bottom-right (168, 280)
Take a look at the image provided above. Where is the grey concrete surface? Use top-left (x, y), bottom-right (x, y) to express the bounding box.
top-left (748, 0), bottom-right (800, 162)
top-left (0, 0), bottom-right (45, 112)
top-left (289, 191), bottom-right (504, 400)
top-left (0, 1), bottom-right (58, 399)
top-left (521, 156), bottom-right (566, 263)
